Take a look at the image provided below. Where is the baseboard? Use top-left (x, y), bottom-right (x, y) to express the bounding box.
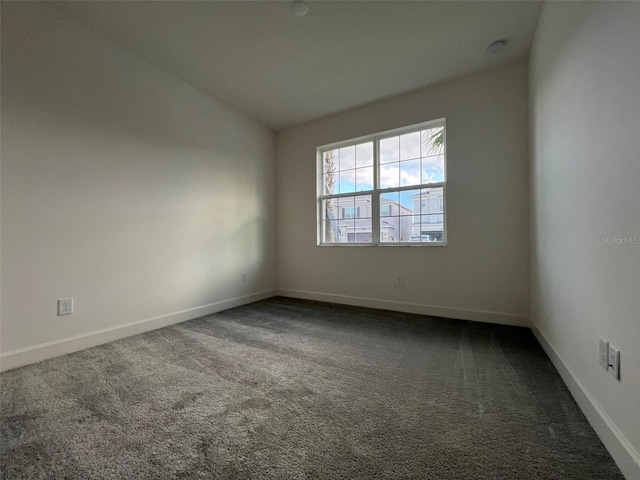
top-left (531, 325), bottom-right (640, 480)
top-left (0, 289), bottom-right (277, 372)
top-left (276, 288), bottom-right (529, 327)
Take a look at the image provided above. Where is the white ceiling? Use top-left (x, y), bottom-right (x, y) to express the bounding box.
top-left (56, 1), bottom-right (542, 130)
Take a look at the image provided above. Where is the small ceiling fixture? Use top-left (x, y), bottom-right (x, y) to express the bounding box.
top-left (291, 0), bottom-right (309, 17)
top-left (486, 39), bottom-right (507, 55)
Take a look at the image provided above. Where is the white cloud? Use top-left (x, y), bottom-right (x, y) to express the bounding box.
top-left (380, 137), bottom-right (398, 164)
top-left (339, 146), bottom-right (356, 170)
top-left (356, 142), bottom-right (373, 167)
top-left (400, 132), bottom-right (420, 160)
top-left (400, 160), bottom-right (420, 186)
top-left (380, 164), bottom-right (399, 188)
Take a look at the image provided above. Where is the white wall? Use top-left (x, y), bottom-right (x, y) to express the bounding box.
top-left (276, 60), bottom-right (530, 326)
top-left (529, 2), bottom-right (640, 478)
top-left (0, 2), bottom-right (277, 369)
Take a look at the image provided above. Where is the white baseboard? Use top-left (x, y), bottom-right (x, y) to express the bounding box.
top-left (531, 325), bottom-right (640, 480)
top-left (276, 288), bottom-right (529, 327)
top-left (0, 289), bottom-right (276, 372)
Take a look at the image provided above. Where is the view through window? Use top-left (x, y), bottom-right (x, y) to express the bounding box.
top-left (318, 119), bottom-right (446, 245)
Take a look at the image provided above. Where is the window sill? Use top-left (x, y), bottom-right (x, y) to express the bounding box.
top-left (317, 242), bottom-right (447, 247)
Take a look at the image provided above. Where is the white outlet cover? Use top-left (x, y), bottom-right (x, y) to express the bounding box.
top-left (599, 338), bottom-right (609, 370)
top-left (608, 345), bottom-right (620, 380)
top-left (58, 298), bottom-right (73, 316)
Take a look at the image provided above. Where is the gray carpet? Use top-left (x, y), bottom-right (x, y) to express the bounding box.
top-left (1, 297), bottom-right (624, 479)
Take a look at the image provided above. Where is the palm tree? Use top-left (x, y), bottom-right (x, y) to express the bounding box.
top-left (422, 127), bottom-right (445, 154)
top-left (324, 150), bottom-right (338, 242)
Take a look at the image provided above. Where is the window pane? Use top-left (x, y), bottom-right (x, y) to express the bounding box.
top-left (380, 163), bottom-right (399, 189)
top-left (343, 206), bottom-right (358, 219)
top-left (399, 189), bottom-right (420, 215)
top-left (324, 149), bottom-right (339, 172)
top-left (356, 195), bottom-right (371, 216)
top-left (419, 195), bottom-right (428, 215)
top-left (338, 169), bottom-right (355, 194)
top-left (380, 191), bottom-right (398, 217)
top-left (356, 167), bottom-right (373, 192)
top-left (422, 154), bottom-right (445, 183)
top-left (400, 131), bottom-right (421, 160)
top-left (356, 142), bottom-right (373, 167)
top-left (410, 232), bottom-right (435, 243)
top-left (323, 150), bottom-right (339, 194)
top-left (419, 187), bottom-right (443, 232)
top-left (420, 187), bottom-right (444, 205)
top-left (399, 217), bottom-right (413, 242)
top-left (352, 217), bottom-right (373, 243)
top-left (322, 198), bottom-right (339, 243)
top-left (417, 187), bottom-right (444, 242)
top-left (339, 145), bottom-right (356, 170)
top-left (337, 196), bottom-right (355, 220)
top-left (400, 159), bottom-right (421, 186)
top-left (380, 216), bottom-right (400, 243)
top-left (421, 127), bottom-right (445, 157)
top-left (334, 195), bottom-right (371, 242)
top-left (380, 136), bottom-right (399, 164)
top-left (381, 192), bottom-right (400, 203)
top-left (323, 173), bottom-right (338, 195)
top-left (338, 219), bottom-right (355, 243)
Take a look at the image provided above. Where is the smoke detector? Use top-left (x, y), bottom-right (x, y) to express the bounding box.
top-left (291, 1), bottom-right (309, 17)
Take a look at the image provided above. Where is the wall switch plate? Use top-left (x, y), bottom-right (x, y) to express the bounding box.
top-left (58, 298), bottom-right (73, 316)
top-left (241, 272), bottom-right (247, 282)
top-left (599, 338), bottom-right (609, 370)
top-left (608, 345), bottom-right (620, 380)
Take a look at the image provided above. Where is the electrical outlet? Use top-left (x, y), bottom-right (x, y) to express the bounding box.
top-left (608, 345), bottom-right (620, 380)
top-left (241, 272), bottom-right (247, 282)
top-left (599, 338), bottom-right (609, 370)
top-left (58, 298), bottom-right (73, 316)
top-left (395, 277), bottom-right (404, 287)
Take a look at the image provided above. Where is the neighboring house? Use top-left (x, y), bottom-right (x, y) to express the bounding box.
top-left (328, 196), bottom-right (416, 243)
top-left (379, 200), bottom-right (413, 243)
top-left (411, 187), bottom-right (444, 241)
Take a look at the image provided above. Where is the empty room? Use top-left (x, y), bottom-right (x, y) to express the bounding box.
top-left (1, 1), bottom-right (638, 479)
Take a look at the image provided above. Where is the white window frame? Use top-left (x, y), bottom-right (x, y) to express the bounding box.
top-left (317, 118), bottom-right (447, 246)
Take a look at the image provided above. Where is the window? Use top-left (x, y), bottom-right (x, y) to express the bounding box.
top-left (342, 206), bottom-right (360, 219)
top-left (318, 119), bottom-right (446, 245)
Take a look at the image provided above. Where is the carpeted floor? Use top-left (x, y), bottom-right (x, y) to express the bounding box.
top-left (0, 297), bottom-right (624, 479)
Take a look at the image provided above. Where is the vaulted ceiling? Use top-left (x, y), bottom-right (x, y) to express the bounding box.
top-left (56, 1), bottom-right (542, 130)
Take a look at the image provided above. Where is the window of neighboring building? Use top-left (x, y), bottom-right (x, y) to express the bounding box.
top-left (343, 206), bottom-right (360, 219)
top-left (318, 119), bottom-right (446, 245)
